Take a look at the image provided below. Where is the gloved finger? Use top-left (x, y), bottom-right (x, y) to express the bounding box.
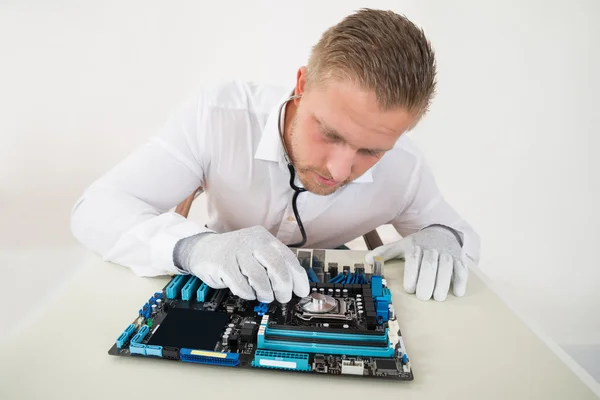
top-left (191, 263), bottom-right (228, 289)
top-left (271, 242), bottom-right (310, 300)
top-left (236, 251), bottom-right (275, 303)
top-left (452, 258), bottom-right (469, 297)
top-left (416, 249), bottom-right (438, 301)
top-left (252, 245), bottom-right (294, 303)
top-left (403, 244), bottom-right (422, 294)
top-left (433, 252), bottom-right (453, 301)
top-left (365, 237), bottom-right (410, 264)
top-left (212, 257), bottom-right (256, 300)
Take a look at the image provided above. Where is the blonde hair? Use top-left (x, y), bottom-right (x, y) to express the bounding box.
top-left (306, 8), bottom-right (437, 117)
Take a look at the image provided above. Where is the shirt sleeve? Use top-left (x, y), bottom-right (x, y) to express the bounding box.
top-left (70, 93), bottom-right (214, 277)
top-left (391, 156), bottom-right (481, 265)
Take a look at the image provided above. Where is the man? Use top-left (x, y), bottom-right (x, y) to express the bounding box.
top-left (70, 9), bottom-right (480, 305)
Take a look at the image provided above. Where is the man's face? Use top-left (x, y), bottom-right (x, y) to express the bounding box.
top-left (284, 69), bottom-right (418, 196)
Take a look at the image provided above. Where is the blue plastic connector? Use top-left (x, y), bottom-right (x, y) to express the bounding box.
top-left (376, 299), bottom-right (390, 323)
top-left (371, 276), bottom-right (383, 297)
top-left (196, 282), bottom-right (211, 302)
top-left (166, 274), bottom-right (189, 299)
top-left (257, 328), bottom-right (394, 357)
top-left (131, 325), bottom-right (150, 344)
top-left (265, 326), bottom-right (388, 343)
top-left (359, 273), bottom-right (367, 284)
top-left (179, 349), bottom-right (239, 366)
top-left (141, 303), bottom-right (151, 319)
top-left (116, 324), bottom-right (137, 348)
top-left (146, 345), bottom-right (163, 357)
top-left (257, 335), bottom-right (394, 357)
top-left (329, 273), bottom-right (345, 283)
top-left (306, 268), bottom-right (319, 283)
top-left (252, 350), bottom-right (310, 371)
top-left (130, 343), bottom-right (146, 355)
top-left (379, 287), bottom-right (392, 303)
top-left (181, 276), bottom-right (201, 301)
top-left (254, 302), bottom-right (269, 316)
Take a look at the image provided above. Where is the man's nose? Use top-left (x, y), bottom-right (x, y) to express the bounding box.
top-left (326, 146), bottom-right (355, 182)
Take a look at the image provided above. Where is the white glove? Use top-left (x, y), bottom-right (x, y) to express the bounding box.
top-left (173, 226), bottom-right (310, 303)
top-left (365, 225), bottom-right (468, 301)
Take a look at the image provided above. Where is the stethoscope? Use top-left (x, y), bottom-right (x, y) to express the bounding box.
top-left (277, 94), bottom-right (308, 248)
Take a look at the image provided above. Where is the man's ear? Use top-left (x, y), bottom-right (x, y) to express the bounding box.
top-left (295, 66), bottom-right (308, 99)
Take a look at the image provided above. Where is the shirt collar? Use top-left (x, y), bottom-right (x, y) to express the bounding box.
top-left (254, 88), bottom-right (373, 183)
top-left (254, 89), bottom-right (290, 168)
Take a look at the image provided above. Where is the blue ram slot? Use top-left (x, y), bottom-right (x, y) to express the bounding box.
top-left (179, 349), bottom-right (239, 366)
top-left (146, 345), bottom-right (163, 357)
top-left (265, 326), bottom-right (388, 343)
top-left (130, 343), bottom-right (146, 355)
top-left (131, 325), bottom-right (150, 344)
top-left (257, 333), bottom-right (394, 357)
top-left (166, 274), bottom-right (188, 299)
top-left (196, 282), bottom-right (211, 302)
top-left (116, 324), bottom-right (137, 348)
top-left (181, 276), bottom-right (201, 301)
top-left (252, 350), bottom-right (310, 371)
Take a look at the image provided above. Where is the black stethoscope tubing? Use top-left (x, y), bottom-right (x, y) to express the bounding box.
top-left (278, 94), bottom-right (308, 248)
top-left (287, 163), bottom-right (307, 247)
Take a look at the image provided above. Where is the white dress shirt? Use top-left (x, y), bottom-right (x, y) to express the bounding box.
top-left (70, 80), bottom-right (481, 277)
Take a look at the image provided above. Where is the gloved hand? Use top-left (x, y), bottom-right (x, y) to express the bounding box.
top-left (173, 226), bottom-right (310, 303)
top-left (365, 225), bottom-right (468, 301)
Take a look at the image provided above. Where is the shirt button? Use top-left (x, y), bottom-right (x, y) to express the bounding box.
top-left (287, 216), bottom-right (295, 222)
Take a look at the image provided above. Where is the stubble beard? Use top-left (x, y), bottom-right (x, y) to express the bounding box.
top-left (286, 117), bottom-right (348, 196)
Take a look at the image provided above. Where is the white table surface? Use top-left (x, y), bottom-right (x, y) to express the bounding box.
top-left (0, 249), bottom-right (597, 400)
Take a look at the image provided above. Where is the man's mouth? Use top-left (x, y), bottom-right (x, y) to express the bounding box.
top-left (313, 172), bottom-right (338, 187)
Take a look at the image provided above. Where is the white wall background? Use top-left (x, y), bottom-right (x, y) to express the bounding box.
top-left (1, 0), bottom-right (599, 386)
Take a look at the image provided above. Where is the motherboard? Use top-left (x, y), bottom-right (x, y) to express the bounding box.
top-left (108, 249), bottom-right (413, 380)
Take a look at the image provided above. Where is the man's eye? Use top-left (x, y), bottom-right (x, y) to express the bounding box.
top-left (362, 149), bottom-right (383, 157)
top-left (323, 132), bottom-right (339, 141)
